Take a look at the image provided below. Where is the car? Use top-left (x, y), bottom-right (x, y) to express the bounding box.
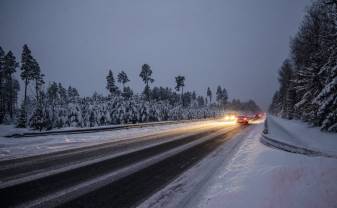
top-left (251, 113), bottom-right (262, 120)
top-left (224, 114), bottom-right (236, 122)
top-left (236, 115), bottom-right (249, 124)
top-left (254, 112), bottom-right (263, 119)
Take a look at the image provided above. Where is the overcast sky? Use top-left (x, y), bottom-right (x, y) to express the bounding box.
top-left (0, 0), bottom-right (311, 109)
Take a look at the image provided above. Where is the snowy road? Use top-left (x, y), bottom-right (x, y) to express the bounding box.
top-left (0, 119), bottom-right (248, 208)
top-left (139, 120), bottom-right (337, 208)
top-left (0, 120), bottom-right (230, 161)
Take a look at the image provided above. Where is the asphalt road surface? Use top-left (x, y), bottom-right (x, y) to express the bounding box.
top-left (0, 120), bottom-right (247, 208)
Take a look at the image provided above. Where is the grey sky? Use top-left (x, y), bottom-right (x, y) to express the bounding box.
top-left (0, 0), bottom-right (311, 109)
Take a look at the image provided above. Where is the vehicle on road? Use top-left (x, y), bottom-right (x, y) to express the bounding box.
top-left (253, 112), bottom-right (264, 120)
top-left (224, 114), bottom-right (237, 122)
top-left (236, 115), bottom-right (249, 124)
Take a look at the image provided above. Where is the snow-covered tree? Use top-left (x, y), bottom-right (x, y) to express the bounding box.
top-left (30, 102), bottom-right (45, 131)
top-left (314, 65), bottom-right (337, 131)
top-left (31, 58), bottom-right (44, 101)
top-left (140, 64), bottom-right (154, 100)
top-left (277, 60), bottom-right (295, 118)
top-left (20, 44), bottom-right (35, 106)
top-left (175, 75), bottom-right (185, 105)
top-left (216, 86), bottom-right (228, 108)
top-left (117, 70), bottom-right (130, 88)
top-left (16, 102), bottom-right (27, 128)
top-left (106, 70), bottom-right (119, 96)
top-left (0, 47), bottom-right (5, 123)
top-left (47, 82), bottom-right (59, 127)
top-left (3, 51), bottom-right (19, 120)
top-left (58, 83), bottom-right (68, 104)
top-left (270, 0), bottom-right (337, 131)
top-left (67, 86), bottom-right (79, 103)
top-left (207, 87), bottom-right (212, 104)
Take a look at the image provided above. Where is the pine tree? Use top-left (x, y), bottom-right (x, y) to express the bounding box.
top-left (191, 91), bottom-right (196, 100)
top-left (3, 51), bottom-right (18, 119)
top-left (20, 44), bottom-right (35, 106)
top-left (315, 65), bottom-right (337, 131)
top-left (175, 75), bottom-right (185, 105)
top-left (16, 102), bottom-right (27, 128)
top-left (106, 70), bottom-right (119, 96)
top-left (29, 90), bottom-right (50, 131)
top-left (31, 58), bottom-right (44, 101)
top-left (58, 83), bottom-right (68, 104)
top-left (67, 86), bottom-right (79, 102)
top-left (207, 87), bottom-right (212, 105)
top-left (215, 86), bottom-right (228, 108)
top-left (269, 91), bottom-right (281, 115)
top-left (314, 46), bottom-right (337, 131)
top-left (278, 59), bottom-right (294, 118)
top-left (140, 64), bottom-right (154, 100)
top-left (0, 47), bottom-right (5, 123)
top-left (30, 101), bottom-right (45, 131)
top-left (222, 88), bottom-right (228, 106)
top-left (216, 86), bottom-right (222, 104)
top-left (286, 79), bottom-right (297, 119)
top-left (291, 1), bottom-right (336, 125)
top-left (117, 70), bottom-right (130, 88)
top-left (122, 86), bottom-right (133, 98)
top-left (117, 70), bottom-right (131, 97)
top-left (47, 82), bottom-right (59, 127)
top-left (197, 96), bottom-right (205, 107)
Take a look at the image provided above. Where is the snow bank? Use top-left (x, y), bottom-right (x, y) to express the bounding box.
top-left (0, 125), bottom-right (31, 137)
top-left (267, 116), bottom-right (337, 157)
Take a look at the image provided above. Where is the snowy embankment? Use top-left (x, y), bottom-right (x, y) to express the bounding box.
top-left (0, 120), bottom-right (221, 161)
top-left (264, 115), bottom-right (337, 157)
top-left (139, 122), bottom-right (337, 208)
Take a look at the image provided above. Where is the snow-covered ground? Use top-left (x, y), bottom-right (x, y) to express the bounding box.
top-left (0, 124), bottom-right (31, 137)
top-left (0, 120), bottom-right (225, 161)
top-left (139, 122), bottom-right (337, 208)
top-left (267, 115), bottom-right (337, 157)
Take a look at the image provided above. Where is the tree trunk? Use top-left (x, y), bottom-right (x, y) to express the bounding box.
top-left (181, 87), bottom-right (184, 106)
top-left (9, 76), bottom-right (13, 119)
top-left (146, 82), bottom-right (149, 100)
top-left (35, 80), bottom-right (39, 101)
top-left (0, 78), bottom-right (3, 122)
top-left (24, 79), bottom-right (28, 106)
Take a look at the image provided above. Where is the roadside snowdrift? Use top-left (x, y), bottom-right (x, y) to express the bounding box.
top-left (266, 116), bottom-right (337, 157)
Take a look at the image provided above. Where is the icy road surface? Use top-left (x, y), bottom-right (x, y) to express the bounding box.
top-left (0, 120), bottom-right (224, 160)
top-left (139, 122), bottom-right (337, 208)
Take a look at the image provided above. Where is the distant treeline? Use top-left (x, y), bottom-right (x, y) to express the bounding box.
top-left (0, 45), bottom-right (260, 131)
top-left (269, 0), bottom-right (337, 132)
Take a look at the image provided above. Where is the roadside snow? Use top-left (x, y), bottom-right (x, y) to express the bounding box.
top-left (267, 115), bottom-right (337, 156)
top-left (0, 125), bottom-right (31, 137)
top-left (0, 120), bottom-right (223, 160)
top-left (139, 123), bottom-right (337, 208)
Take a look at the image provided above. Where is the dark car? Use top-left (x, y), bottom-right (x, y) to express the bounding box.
top-left (253, 113), bottom-right (263, 120)
top-left (236, 115), bottom-right (249, 124)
